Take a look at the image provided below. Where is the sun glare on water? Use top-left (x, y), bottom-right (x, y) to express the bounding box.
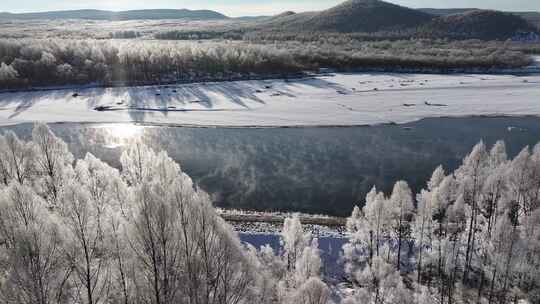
top-left (111, 124), bottom-right (143, 139)
top-left (100, 124), bottom-right (145, 147)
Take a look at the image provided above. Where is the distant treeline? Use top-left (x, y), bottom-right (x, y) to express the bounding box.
top-left (109, 31), bottom-right (142, 39)
top-left (0, 39), bottom-right (302, 89)
top-left (510, 43), bottom-right (540, 54)
top-left (156, 29), bottom-right (540, 58)
top-left (154, 28), bottom-right (427, 43)
top-left (155, 30), bottom-right (244, 40)
top-left (0, 38), bottom-right (532, 89)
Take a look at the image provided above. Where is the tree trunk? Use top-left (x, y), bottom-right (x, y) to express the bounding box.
top-left (417, 216), bottom-right (426, 284)
top-left (488, 267), bottom-right (497, 304)
top-left (501, 224), bottom-right (517, 304)
top-left (369, 230), bottom-right (374, 266)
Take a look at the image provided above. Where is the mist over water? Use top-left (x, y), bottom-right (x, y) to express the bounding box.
top-left (4, 116), bottom-right (540, 216)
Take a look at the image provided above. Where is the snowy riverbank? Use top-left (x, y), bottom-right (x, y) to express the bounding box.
top-left (1, 72), bottom-right (540, 127)
top-left (218, 209), bottom-right (347, 238)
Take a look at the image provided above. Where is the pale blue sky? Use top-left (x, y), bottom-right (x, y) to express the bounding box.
top-left (3, 0), bottom-right (540, 17)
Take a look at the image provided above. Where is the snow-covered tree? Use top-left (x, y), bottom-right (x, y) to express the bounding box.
top-left (387, 181), bottom-right (415, 271)
top-left (455, 141), bottom-right (489, 282)
top-left (341, 140), bottom-right (540, 303)
top-left (345, 255), bottom-right (412, 304)
top-left (124, 142), bottom-right (256, 304)
top-left (0, 62), bottom-right (18, 83)
top-left (0, 131), bottom-right (34, 186)
top-left (32, 123), bottom-right (74, 204)
top-left (413, 189), bottom-right (434, 284)
top-left (363, 187), bottom-right (390, 261)
top-left (59, 182), bottom-right (111, 304)
top-left (244, 244), bottom-right (280, 304)
top-left (3, 123), bottom-right (540, 303)
top-left (282, 214), bottom-right (312, 271)
top-left (291, 277), bottom-right (330, 304)
top-left (294, 238), bottom-right (322, 284)
top-left (0, 183), bottom-right (70, 304)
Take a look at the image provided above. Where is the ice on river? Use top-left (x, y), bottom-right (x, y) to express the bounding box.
top-left (1, 72), bottom-right (539, 127)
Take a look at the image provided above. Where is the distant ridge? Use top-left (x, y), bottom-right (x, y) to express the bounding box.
top-left (420, 10), bottom-right (537, 40)
top-left (1, 0), bottom-right (538, 40)
top-left (517, 12), bottom-right (540, 29)
top-left (253, 0), bottom-right (538, 40)
top-left (418, 8), bottom-right (477, 16)
top-left (262, 0), bottom-right (433, 33)
top-left (0, 9), bottom-right (229, 20)
top-left (419, 8), bottom-right (540, 30)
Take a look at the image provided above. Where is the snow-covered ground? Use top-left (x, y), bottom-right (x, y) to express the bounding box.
top-left (1, 72), bottom-right (540, 127)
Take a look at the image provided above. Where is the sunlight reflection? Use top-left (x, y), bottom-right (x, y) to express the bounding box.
top-left (99, 124), bottom-right (145, 148)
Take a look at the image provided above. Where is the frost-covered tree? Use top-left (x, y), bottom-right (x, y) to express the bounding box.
top-left (0, 62), bottom-right (18, 84)
top-left (119, 142), bottom-right (158, 186)
top-left (363, 187), bottom-right (389, 261)
top-left (518, 208), bottom-right (540, 303)
top-left (0, 131), bottom-right (34, 186)
top-left (244, 244), bottom-right (280, 304)
top-left (291, 277), bottom-right (330, 304)
top-left (105, 208), bottom-right (133, 304)
top-left (344, 187), bottom-right (390, 280)
top-left (59, 182), bottom-right (111, 304)
top-left (32, 123), bottom-right (74, 204)
top-left (294, 238), bottom-right (322, 284)
top-left (240, 214), bottom-right (330, 304)
top-left (0, 38), bottom-right (531, 89)
top-left (413, 166), bottom-right (447, 284)
top-left (413, 189), bottom-right (434, 284)
top-left (0, 183), bottom-right (70, 304)
top-left (124, 142), bottom-right (256, 304)
top-left (344, 255), bottom-right (412, 304)
top-left (4, 123), bottom-right (540, 303)
top-left (282, 214), bottom-right (312, 271)
top-left (343, 205), bottom-right (370, 277)
top-left (388, 181), bottom-right (415, 271)
top-left (455, 141), bottom-right (489, 282)
top-left (342, 139), bottom-right (540, 303)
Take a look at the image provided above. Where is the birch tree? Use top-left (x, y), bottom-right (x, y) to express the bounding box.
top-left (32, 123), bottom-right (74, 204)
top-left (0, 183), bottom-right (70, 304)
top-left (388, 181), bottom-right (415, 271)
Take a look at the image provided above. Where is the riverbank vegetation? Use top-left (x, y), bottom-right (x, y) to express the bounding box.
top-left (1, 124), bottom-right (540, 303)
top-left (343, 140), bottom-right (540, 304)
top-left (0, 38), bottom-right (532, 90)
top-left (0, 124), bottom-right (329, 304)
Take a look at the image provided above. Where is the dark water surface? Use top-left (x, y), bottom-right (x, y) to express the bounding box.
top-left (3, 116), bottom-right (540, 216)
top-left (240, 233), bottom-right (348, 280)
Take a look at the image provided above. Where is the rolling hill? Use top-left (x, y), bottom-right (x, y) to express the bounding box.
top-left (420, 10), bottom-right (537, 40)
top-left (419, 8), bottom-right (475, 16)
top-left (1, 0), bottom-right (537, 40)
top-left (0, 9), bottom-right (228, 20)
top-left (254, 0), bottom-right (537, 40)
top-left (516, 12), bottom-right (540, 29)
top-left (312, 0), bottom-right (433, 32)
top-left (259, 0), bottom-right (433, 33)
top-left (419, 8), bottom-right (540, 30)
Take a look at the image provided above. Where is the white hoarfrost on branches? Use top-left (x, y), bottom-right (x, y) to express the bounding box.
top-left (0, 123), bottom-right (271, 304)
top-left (2, 122), bottom-right (540, 303)
top-left (342, 138), bottom-right (540, 304)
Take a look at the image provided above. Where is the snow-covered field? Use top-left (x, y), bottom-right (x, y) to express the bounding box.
top-left (1, 72), bottom-right (539, 127)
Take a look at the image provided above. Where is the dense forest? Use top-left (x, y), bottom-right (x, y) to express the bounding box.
top-left (0, 38), bottom-right (531, 90)
top-left (0, 124), bottom-right (329, 304)
top-left (1, 124), bottom-right (540, 303)
top-left (343, 140), bottom-right (540, 303)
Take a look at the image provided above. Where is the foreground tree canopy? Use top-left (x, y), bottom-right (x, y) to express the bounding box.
top-left (344, 140), bottom-right (540, 304)
top-left (1, 124), bottom-right (540, 303)
top-left (0, 124), bottom-right (329, 304)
